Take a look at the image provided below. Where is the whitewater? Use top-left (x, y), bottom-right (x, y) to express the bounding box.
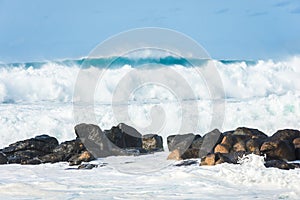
top-left (0, 56), bottom-right (300, 199)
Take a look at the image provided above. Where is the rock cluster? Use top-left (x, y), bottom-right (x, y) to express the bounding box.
top-left (0, 124), bottom-right (299, 170)
top-left (0, 123), bottom-right (163, 166)
top-left (167, 127), bottom-right (300, 170)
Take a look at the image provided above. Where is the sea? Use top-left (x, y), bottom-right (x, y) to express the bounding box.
top-left (0, 55), bottom-right (299, 199)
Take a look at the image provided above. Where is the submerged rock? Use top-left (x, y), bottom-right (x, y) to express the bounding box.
top-left (264, 160), bottom-right (295, 170)
top-left (68, 151), bottom-right (94, 166)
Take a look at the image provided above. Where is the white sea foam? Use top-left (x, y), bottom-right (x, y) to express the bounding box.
top-left (0, 56), bottom-right (299, 199)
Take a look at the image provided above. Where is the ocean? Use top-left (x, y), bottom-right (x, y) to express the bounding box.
top-left (0, 56), bottom-right (299, 199)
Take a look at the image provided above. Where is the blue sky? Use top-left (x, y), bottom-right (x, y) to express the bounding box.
top-left (0, 0), bottom-right (300, 62)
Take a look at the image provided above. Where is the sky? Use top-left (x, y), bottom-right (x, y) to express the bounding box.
top-left (0, 0), bottom-right (300, 62)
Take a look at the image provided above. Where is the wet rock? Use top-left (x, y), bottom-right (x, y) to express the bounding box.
top-left (260, 140), bottom-right (295, 161)
top-left (174, 160), bottom-right (198, 167)
top-left (293, 138), bottom-right (300, 148)
top-left (68, 151), bottom-right (95, 166)
top-left (77, 163), bottom-right (99, 170)
top-left (295, 148), bottom-right (300, 160)
top-left (270, 129), bottom-right (300, 143)
top-left (142, 134), bottom-right (163, 152)
top-left (105, 123), bottom-right (142, 149)
top-left (190, 135), bottom-right (203, 149)
top-left (75, 123), bottom-right (120, 157)
top-left (2, 135), bottom-right (59, 154)
top-left (200, 153), bottom-right (217, 166)
top-left (21, 158), bottom-right (42, 165)
top-left (39, 153), bottom-right (65, 164)
top-left (0, 152), bottom-right (8, 164)
top-left (233, 141), bottom-right (247, 152)
top-left (200, 151), bottom-right (247, 166)
top-left (198, 129), bottom-right (223, 158)
top-left (264, 160), bottom-right (295, 170)
top-left (167, 133), bottom-right (196, 152)
top-left (232, 127), bottom-right (268, 139)
top-left (246, 138), bottom-right (264, 155)
top-left (53, 139), bottom-right (86, 160)
top-left (167, 148), bottom-right (200, 160)
top-left (6, 150), bottom-right (47, 164)
top-left (214, 144), bottom-right (229, 154)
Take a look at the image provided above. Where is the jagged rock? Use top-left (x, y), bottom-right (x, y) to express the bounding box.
top-left (264, 160), bottom-right (295, 170)
top-left (293, 138), bottom-right (300, 148)
top-left (68, 151), bottom-right (95, 166)
top-left (75, 123), bottom-right (120, 157)
top-left (105, 123), bottom-right (142, 149)
top-left (0, 152), bottom-right (8, 164)
top-left (198, 129), bottom-right (223, 158)
top-left (21, 158), bottom-right (42, 165)
top-left (261, 140), bottom-right (295, 161)
top-left (270, 129), bottom-right (300, 143)
top-left (39, 153), bottom-right (65, 163)
top-left (214, 144), bottom-right (229, 154)
top-left (167, 148), bottom-right (199, 160)
top-left (246, 138), bottom-right (264, 155)
top-left (232, 127), bottom-right (268, 139)
top-left (200, 151), bottom-right (247, 166)
top-left (142, 134), bottom-right (163, 152)
top-left (190, 135), bottom-right (203, 149)
top-left (167, 133), bottom-right (196, 152)
top-left (2, 135), bottom-right (58, 154)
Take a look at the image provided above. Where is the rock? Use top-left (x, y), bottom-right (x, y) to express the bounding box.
top-left (190, 135), bottom-right (203, 149)
top-left (200, 153), bottom-right (217, 166)
top-left (39, 153), bottom-right (65, 164)
top-left (246, 138), bottom-right (264, 155)
top-left (174, 160), bottom-right (198, 167)
top-left (53, 139), bottom-right (86, 160)
top-left (167, 148), bottom-right (200, 160)
top-left (198, 129), bottom-right (223, 158)
top-left (75, 123), bottom-right (121, 157)
top-left (21, 158), bottom-right (42, 165)
top-left (271, 129), bottom-right (300, 143)
top-left (167, 133), bottom-right (196, 152)
top-left (264, 160), bottom-right (295, 170)
top-left (233, 141), bottom-right (246, 152)
top-left (232, 127), bottom-right (268, 139)
top-left (2, 135), bottom-right (59, 154)
top-left (0, 152), bottom-right (8, 164)
top-left (105, 123), bottom-right (142, 149)
top-left (260, 140), bottom-right (295, 161)
top-left (6, 150), bottom-right (47, 164)
top-left (220, 135), bottom-right (235, 148)
top-left (142, 134), bottom-right (163, 152)
top-left (214, 144), bottom-right (229, 154)
top-left (68, 151), bottom-right (95, 166)
top-left (295, 148), bottom-right (300, 160)
top-left (77, 163), bottom-right (98, 170)
top-left (293, 138), bottom-right (300, 148)
top-left (167, 149), bottom-right (181, 160)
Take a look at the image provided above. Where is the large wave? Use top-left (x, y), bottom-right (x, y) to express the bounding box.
top-left (0, 56), bottom-right (299, 103)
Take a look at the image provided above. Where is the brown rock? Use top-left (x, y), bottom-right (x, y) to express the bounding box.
top-left (233, 141), bottom-right (246, 152)
top-left (68, 151), bottom-right (95, 166)
top-left (221, 135), bottom-right (234, 148)
top-left (200, 153), bottom-right (216, 166)
top-left (142, 134), bottom-right (163, 152)
top-left (167, 149), bottom-right (182, 161)
top-left (214, 144), bottom-right (229, 154)
top-left (246, 138), bottom-right (264, 154)
top-left (260, 140), bottom-right (295, 161)
top-left (293, 138), bottom-right (300, 148)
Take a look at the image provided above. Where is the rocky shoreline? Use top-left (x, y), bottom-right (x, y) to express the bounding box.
top-left (0, 123), bottom-right (299, 170)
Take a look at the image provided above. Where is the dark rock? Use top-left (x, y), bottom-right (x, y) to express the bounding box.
top-left (232, 127), bottom-right (268, 139)
top-left (200, 151), bottom-right (248, 166)
top-left (0, 152), bottom-right (8, 164)
top-left (68, 151), bottom-right (95, 166)
top-left (77, 163), bottom-right (99, 170)
top-left (271, 129), bottom-right (300, 143)
top-left (295, 148), bottom-right (300, 160)
top-left (21, 158), bottom-right (42, 165)
top-left (264, 160), bottom-right (295, 170)
top-left (190, 135), bottom-right (203, 149)
top-left (75, 123), bottom-right (121, 157)
top-left (174, 160), bottom-right (198, 166)
top-left (293, 138), bottom-right (300, 148)
top-left (214, 144), bottom-right (229, 154)
top-left (52, 139), bottom-right (86, 161)
top-left (167, 148), bottom-right (200, 160)
top-left (246, 138), bottom-right (264, 155)
top-left (2, 135), bottom-right (59, 154)
top-left (142, 134), bottom-right (163, 152)
top-left (105, 123), bottom-right (142, 149)
top-left (198, 129), bottom-right (223, 158)
top-left (39, 153), bottom-right (65, 163)
top-left (261, 140), bottom-right (295, 161)
top-left (200, 153), bottom-right (217, 166)
top-left (6, 150), bottom-right (47, 164)
top-left (167, 133), bottom-right (196, 152)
